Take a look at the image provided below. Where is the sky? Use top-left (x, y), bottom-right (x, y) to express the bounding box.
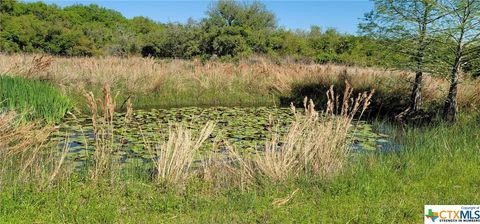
top-left (24, 0), bottom-right (374, 34)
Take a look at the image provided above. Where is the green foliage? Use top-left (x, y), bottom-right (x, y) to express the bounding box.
top-left (205, 0), bottom-right (276, 30)
top-left (359, 0), bottom-right (449, 73)
top-left (465, 58), bottom-right (480, 78)
top-left (314, 52), bottom-right (340, 64)
top-left (203, 26), bottom-right (251, 57)
top-left (0, 75), bottom-right (72, 123)
top-left (0, 0), bottom-right (399, 67)
top-left (142, 24), bottom-right (200, 58)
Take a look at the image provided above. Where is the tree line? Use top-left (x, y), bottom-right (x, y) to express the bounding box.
top-left (0, 0), bottom-right (399, 66)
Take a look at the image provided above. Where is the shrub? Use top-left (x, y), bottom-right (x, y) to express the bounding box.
top-left (314, 52), bottom-right (341, 64)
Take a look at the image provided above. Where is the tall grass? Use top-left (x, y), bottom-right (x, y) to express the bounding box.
top-left (83, 84), bottom-right (121, 182)
top-left (150, 122), bottom-right (215, 186)
top-left (1, 54), bottom-right (478, 113)
top-left (0, 76), bottom-right (72, 123)
top-left (0, 112), bottom-right (67, 188)
top-left (251, 84), bottom-right (374, 182)
top-left (196, 84), bottom-right (375, 187)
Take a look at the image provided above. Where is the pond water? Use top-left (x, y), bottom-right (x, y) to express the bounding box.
top-left (52, 107), bottom-right (397, 164)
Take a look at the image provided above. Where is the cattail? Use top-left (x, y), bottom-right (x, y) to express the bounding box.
top-left (303, 96), bottom-right (308, 110)
top-left (125, 98), bottom-right (133, 123)
top-left (325, 85), bottom-right (335, 116)
top-left (341, 82), bottom-right (353, 117)
top-left (84, 91), bottom-right (98, 132)
top-left (102, 84), bottom-right (114, 123)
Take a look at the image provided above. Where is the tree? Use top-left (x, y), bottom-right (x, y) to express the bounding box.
top-left (268, 29), bottom-right (310, 57)
top-left (0, 0), bottom-right (17, 15)
top-left (130, 16), bottom-right (158, 35)
top-left (199, 25), bottom-right (249, 57)
top-left (142, 23), bottom-right (201, 58)
top-left (205, 0), bottom-right (276, 30)
top-left (200, 0), bottom-right (277, 57)
top-left (439, 0), bottom-right (480, 122)
top-left (360, 0), bottom-right (444, 112)
top-left (1, 14), bottom-right (48, 52)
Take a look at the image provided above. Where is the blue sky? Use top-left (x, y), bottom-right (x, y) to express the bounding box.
top-left (25, 0), bottom-right (374, 34)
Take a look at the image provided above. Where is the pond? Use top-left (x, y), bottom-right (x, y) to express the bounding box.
top-left (52, 107), bottom-right (397, 164)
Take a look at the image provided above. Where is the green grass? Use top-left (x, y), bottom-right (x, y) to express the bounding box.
top-left (0, 76), bottom-right (72, 123)
top-left (1, 115), bottom-right (479, 223)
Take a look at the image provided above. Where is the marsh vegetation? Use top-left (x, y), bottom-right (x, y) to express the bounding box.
top-left (0, 0), bottom-right (479, 223)
top-left (0, 55), bottom-right (479, 222)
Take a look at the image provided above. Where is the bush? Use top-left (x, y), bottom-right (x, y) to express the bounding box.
top-left (314, 52), bottom-right (341, 64)
top-left (0, 75), bottom-right (72, 123)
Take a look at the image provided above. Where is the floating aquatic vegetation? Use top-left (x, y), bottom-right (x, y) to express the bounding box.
top-left (53, 106), bottom-right (391, 165)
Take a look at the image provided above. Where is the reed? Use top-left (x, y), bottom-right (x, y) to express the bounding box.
top-left (0, 111), bottom-right (71, 188)
top-left (1, 54), bottom-right (477, 113)
top-left (149, 122), bottom-right (215, 187)
top-left (199, 84), bottom-right (374, 185)
top-left (252, 84), bottom-right (374, 182)
top-left (0, 112), bottom-right (53, 160)
top-left (84, 84), bottom-right (119, 182)
top-left (0, 76), bottom-right (72, 123)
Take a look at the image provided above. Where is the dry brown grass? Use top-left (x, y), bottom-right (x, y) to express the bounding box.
top-left (1, 54), bottom-right (478, 110)
top-left (200, 84), bottom-right (374, 185)
top-left (0, 54), bottom-right (396, 93)
top-left (0, 112), bottom-right (53, 160)
top-left (253, 84), bottom-right (374, 182)
top-left (150, 122), bottom-right (215, 186)
top-left (0, 112), bottom-right (71, 187)
top-left (84, 84), bottom-right (120, 181)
